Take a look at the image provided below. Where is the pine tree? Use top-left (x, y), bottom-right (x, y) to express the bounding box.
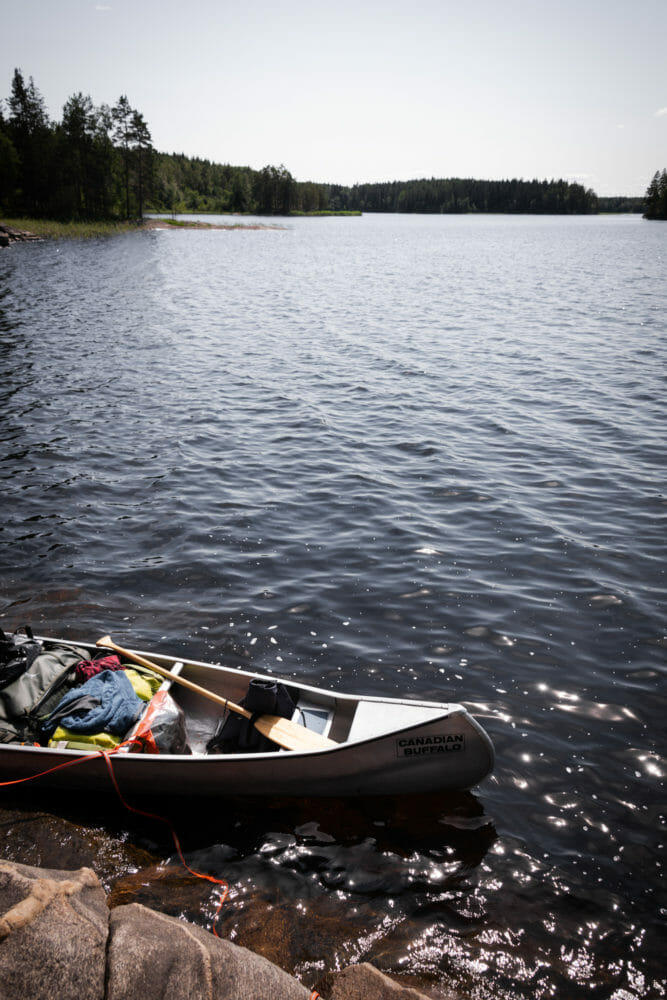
top-left (112, 95), bottom-right (134, 218)
top-left (7, 68), bottom-right (53, 213)
top-left (130, 110), bottom-right (153, 218)
top-left (643, 169), bottom-right (667, 220)
top-left (60, 93), bottom-right (100, 218)
top-left (0, 101), bottom-right (19, 208)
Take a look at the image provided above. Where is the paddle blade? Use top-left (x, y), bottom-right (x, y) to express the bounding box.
top-left (254, 714), bottom-right (337, 751)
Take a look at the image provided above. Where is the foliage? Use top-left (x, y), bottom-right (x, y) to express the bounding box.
top-left (597, 195), bottom-right (644, 214)
top-left (643, 169), bottom-right (667, 220)
top-left (148, 152), bottom-right (258, 214)
top-left (0, 69), bottom-right (151, 220)
top-left (5, 69), bottom-right (52, 215)
top-left (57, 92), bottom-right (115, 219)
top-left (146, 155), bottom-right (319, 216)
top-left (147, 161), bottom-right (599, 217)
top-left (323, 176), bottom-right (599, 214)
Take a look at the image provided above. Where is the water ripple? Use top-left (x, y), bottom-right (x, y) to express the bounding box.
top-left (1, 214), bottom-right (665, 999)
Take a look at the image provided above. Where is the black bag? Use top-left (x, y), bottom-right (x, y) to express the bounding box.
top-left (0, 626), bottom-right (43, 691)
top-left (206, 677), bottom-right (297, 755)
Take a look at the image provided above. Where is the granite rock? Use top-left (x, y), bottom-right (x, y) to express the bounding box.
top-left (0, 860), bottom-right (108, 1000)
top-left (107, 902), bottom-right (311, 1000)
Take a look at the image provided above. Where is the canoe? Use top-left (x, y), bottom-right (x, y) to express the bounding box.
top-left (0, 636), bottom-right (494, 797)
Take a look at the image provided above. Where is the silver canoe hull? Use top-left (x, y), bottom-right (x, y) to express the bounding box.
top-left (0, 639), bottom-right (494, 797)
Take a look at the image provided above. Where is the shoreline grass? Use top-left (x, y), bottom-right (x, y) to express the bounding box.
top-left (1, 217), bottom-right (139, 239)
top-left (288, 210), bottom-right (362, 217)
top-left (1, 212), bottom-right (358, 242)
top-left (152, 217), bottom-right (249, 229)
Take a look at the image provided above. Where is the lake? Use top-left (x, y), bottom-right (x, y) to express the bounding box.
top-left (1, 212), bottom-right (665, 998)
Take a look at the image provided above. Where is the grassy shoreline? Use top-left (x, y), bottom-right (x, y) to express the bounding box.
top-left (288, 209), bottom-right (362, 216)
top-left (2, 209), bottom-right (361, 243)
top-left (1, 217), bottom-right (139, 239)
top-left (1, 216), bottom-right (288, 239)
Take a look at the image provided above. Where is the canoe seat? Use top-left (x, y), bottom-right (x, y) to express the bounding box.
top-left (155, 661), bottom-right (184, 692)
top-left (292, 697), bottom-right (333, 738)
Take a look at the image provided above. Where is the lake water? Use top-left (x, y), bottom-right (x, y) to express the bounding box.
top-left (1, 213), bottom-right (665, 998)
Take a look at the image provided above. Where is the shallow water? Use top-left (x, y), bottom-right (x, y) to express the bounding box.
top-left (1, 213), bottom-right (665, 997)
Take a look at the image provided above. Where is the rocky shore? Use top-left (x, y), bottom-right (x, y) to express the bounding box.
top-left (0, 859), bottom-right (447, 1000)
top-left (0, 223), bottom-right (43, 247)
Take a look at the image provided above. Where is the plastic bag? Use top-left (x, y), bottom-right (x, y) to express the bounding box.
top-left (127, 689), bottom-right (191, 755)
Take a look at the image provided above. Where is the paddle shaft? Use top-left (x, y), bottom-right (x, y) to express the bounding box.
top-left (96, 636), bottom-right (336, 751)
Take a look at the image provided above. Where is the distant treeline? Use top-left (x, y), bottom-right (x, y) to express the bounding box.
top-left (597, 195), bottom-right (645, 214)
top-left (150, 158), bottom-right (601, 215)
top-left (150, 159), bottom-right (653, 216)
top-left (149, 154), bottom-right (331, 216)
top-left (0, 68), bottom-right (654, 221)
top-left (323, 177), bottom-right (599, 214)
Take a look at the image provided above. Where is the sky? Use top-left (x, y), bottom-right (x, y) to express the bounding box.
top-left (2, 0), bottom-right (666, 196)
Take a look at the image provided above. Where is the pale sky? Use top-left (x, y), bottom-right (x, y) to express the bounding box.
top-left (3, 0), bottom-right (666, 196)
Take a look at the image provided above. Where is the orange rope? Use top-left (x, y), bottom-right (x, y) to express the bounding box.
top-left (0, 747), bottom-right (109, 785)
top-left (0, 744), bottom-right (229, 936)
top-left (99, 748), bottom-right (229, 935)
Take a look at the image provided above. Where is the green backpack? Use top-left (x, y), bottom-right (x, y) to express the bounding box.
top-left (0, 639), bottom-right (89, 744)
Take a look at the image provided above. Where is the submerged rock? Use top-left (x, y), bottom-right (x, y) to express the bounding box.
top-left (314, 962), bottom-right (444, 999)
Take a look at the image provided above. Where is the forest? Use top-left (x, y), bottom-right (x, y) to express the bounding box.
top-left (0, 69), bottom-right (655, 221)
top-left (323, 176), bottom-right (599, 214)
top-left (0, 70), bottom-right (328, 218)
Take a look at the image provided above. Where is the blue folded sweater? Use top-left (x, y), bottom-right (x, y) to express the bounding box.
top-left (39, 669), bottom-right (144, 740)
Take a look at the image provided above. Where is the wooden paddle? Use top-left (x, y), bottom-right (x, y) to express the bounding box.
top-left (96, 636), bottom-right (337, 752)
